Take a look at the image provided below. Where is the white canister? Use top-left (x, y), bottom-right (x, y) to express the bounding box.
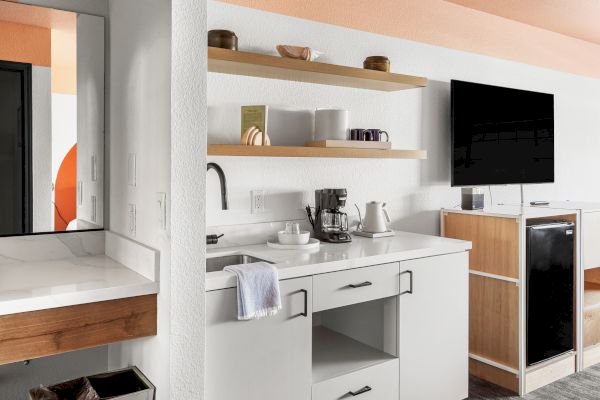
top-left (315, 109), bottom-right (349, 140)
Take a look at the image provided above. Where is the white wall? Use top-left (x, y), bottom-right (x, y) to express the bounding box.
top-left (207, 1), bottom-right (600, 237)
top-left (107, 0), bottom-right (172, 399)
top-left (51, 94), bottom-right (76, 186)
top-left (170, 0), bottom-right (207, 398)
top-left (31, 67), bottom-right (53, 232)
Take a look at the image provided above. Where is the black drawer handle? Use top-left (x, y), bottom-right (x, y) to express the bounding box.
top-left (300, 289), bottom-right (308, 317)
top-left (348, 386), bottom-right (372, 396)
top-left (348, 281), bottom-right (372, 288)
top-left (400, 270), bottom-right (413, 295)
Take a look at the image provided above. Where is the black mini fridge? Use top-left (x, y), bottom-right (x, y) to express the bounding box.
top-left (526, 221), bottom-right (575, 366)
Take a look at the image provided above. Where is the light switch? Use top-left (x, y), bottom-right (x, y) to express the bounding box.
top-left (156, 192), bottom-right (166, 230)
top-left (127, 153), bottom-right (136, 186)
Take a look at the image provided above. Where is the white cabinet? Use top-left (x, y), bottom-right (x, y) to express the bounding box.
top-left (205, 252), bottom-right (470, 400)
top-left (205, 277), bottom-right (312, 400)
top-left (399, 252), bottom-right (469, 400)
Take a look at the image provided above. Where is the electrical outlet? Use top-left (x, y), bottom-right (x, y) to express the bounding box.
top-left (128, 203), bottom-right (136, 236)
top-left (157, 192), bottom-right (166, 230)
top-left (251, 190), bottom-right (265, 214)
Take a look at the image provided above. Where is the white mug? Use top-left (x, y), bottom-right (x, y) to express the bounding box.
top-left (315, 109), bottom-right (349, 141)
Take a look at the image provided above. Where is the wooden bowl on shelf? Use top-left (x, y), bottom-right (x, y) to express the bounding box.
top-left (363, 56), bottom-right (390, 72)
top-left (208, 30), bottom-right (238, 51)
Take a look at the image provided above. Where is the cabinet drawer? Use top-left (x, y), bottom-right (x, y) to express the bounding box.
top-left (313, 263), bottom-right (399, 312)
top-left (312, 359), bottom-right (398, 400)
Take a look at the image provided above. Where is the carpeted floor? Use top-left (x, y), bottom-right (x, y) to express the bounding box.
top-left (469, 364), bottom-right (600, 399)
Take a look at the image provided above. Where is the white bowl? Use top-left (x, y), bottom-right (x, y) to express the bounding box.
top-left (278, 230), bottom-right (311, 245)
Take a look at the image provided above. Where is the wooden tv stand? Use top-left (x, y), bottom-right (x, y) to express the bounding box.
top-left (442, 206), bottom-right (579, 395)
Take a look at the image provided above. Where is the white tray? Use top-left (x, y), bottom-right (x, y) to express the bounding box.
top-left (352, 230), bottom-right (395, 238)
top-left (267, 238), bottom-right (320, 250)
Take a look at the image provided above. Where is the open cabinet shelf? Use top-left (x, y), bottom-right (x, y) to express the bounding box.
top-left (585, 281), bottom-right (600, 310)
top-left (312, 326), bottom-right (397, 383)
top-left (208, 47), bottom-right (428, 91)
top-left (207, 144), bottom-right (427, 159)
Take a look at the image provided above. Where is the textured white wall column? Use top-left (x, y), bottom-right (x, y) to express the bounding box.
top-left (171, 0), bottom-right (207, 398)
top-left (107, 0), bottom-right (172, 398)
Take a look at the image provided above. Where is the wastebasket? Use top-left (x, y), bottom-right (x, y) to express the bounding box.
top-left (29, 366), bottom-right (155, 400)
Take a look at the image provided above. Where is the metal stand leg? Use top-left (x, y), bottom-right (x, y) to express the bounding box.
top-left (520, 184), bottom-right (524, 205)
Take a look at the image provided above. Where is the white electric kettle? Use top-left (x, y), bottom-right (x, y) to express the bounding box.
top-left (362, 201), bottom-right (391, 233)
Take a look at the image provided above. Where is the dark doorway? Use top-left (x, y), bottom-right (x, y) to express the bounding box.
top-left (0, 60), bottom-right (32, 235)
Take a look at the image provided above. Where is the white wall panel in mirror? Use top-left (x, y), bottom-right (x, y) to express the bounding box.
top-left (0, 0), bottom-right (104, 236)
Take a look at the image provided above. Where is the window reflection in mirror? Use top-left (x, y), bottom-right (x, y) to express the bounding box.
top-left (0, 1), bottom-right (104, 236)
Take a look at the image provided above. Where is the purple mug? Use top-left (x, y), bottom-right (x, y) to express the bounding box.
top-left (350, 128), bottom-right (366, 141)
top-left (364, 129), bottom-right (389, 142)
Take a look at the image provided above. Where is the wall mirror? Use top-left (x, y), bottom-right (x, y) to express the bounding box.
top-left (0, 1), bottom-right (104, 236)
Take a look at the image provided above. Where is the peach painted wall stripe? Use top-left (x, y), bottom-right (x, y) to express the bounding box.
top-left (216, 0), bottom-right (600, 80)
top-left (51, 18), bottom-right (78, 96)
top-left (0, 20), bottom-right (50, 67)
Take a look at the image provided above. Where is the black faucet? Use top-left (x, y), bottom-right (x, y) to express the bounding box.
top-left (206, 233), bottom-right (224, 245)
top-left (207, 162), bottom-right (228, 210)
top-left (207, 162), bottom-right (227, 245)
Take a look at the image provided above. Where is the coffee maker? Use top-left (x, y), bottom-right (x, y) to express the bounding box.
top-left (307, 189), bottom-right (352, 243)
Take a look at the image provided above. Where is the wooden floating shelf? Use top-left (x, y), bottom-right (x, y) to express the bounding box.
top-left (208, 47), bottom-right (428, 92)
top-left (208, 144), bottom-right (427, 159)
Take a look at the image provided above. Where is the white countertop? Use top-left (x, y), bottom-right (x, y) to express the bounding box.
top-left (0, 255), bottom-right (159, 316)
top-left (503, 201), bottom-right (600, 212)
top-left (207, 231), bottom-right (471, 291)
top-left (442, 205), bottom-right (578, 218)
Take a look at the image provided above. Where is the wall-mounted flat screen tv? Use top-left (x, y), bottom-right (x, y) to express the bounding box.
top-left (451, 80), bottom-right (554, 187)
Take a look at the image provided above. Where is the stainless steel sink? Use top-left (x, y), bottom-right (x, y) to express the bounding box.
top-left (206, 254), bottom-right (272, 272)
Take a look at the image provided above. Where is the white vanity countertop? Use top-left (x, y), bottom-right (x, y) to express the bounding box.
top-left (206, 231), bottom-right (472, 291)
top-left (0, 255), bottom-right (159, 316)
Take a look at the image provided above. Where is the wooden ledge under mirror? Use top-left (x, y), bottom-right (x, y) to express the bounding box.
top-left (0, 295), bottom-right (157, 365)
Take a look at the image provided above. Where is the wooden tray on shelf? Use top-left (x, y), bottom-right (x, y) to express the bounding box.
top-left (305, 140), bottom-right (392, 150)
